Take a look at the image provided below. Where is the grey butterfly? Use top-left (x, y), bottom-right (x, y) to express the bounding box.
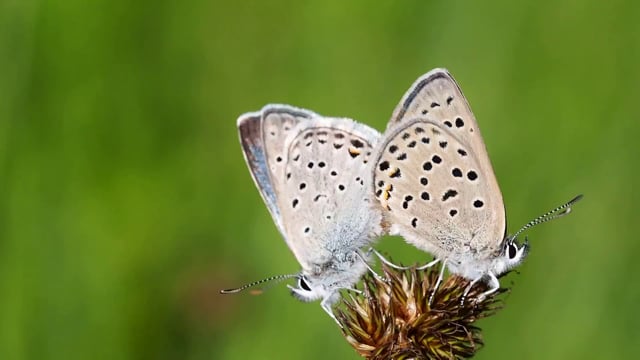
top-left (372, 68), bottom-right (582, 300)
top-left (223, 104), bottom-right (383, 324)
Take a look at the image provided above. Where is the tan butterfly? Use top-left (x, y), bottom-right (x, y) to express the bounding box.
top-left (223, 105), bottom-right (384, 324)
top-left (372, 69), bottom-right (582, 300)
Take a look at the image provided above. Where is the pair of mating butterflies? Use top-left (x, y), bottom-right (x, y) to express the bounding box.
top-left (224, 68), bottom-right (581, 324)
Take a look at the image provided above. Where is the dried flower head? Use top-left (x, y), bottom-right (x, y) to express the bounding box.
top-left (337, 262), bottom-right (507, 359)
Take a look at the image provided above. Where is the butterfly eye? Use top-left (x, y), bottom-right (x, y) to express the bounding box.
top-left (507, 243), bottom-right (518, 259)
top-left (299, 277), bottom-right (311, 291)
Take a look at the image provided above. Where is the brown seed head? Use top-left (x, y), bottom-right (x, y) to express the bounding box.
top-left (337, 263), bottom-right (507, 359)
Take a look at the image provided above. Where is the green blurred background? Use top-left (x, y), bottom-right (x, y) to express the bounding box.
top-left (1, 0), bottom-right (638, 359)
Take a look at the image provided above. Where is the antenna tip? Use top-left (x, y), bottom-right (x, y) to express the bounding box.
top-left (571, 194), bottom-right (584, 203)
top-left (220, 288), bottom-right (240, 294)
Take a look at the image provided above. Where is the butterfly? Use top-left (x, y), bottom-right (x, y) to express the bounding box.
top-left (223, 104), bottom-right (384, 324)
top-left (372, 69), bottom-right (582, 300)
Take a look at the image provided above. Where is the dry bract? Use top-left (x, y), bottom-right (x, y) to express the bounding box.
top-left (337, 263), bottom-right (507, 360)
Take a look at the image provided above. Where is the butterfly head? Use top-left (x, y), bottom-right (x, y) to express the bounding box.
top-left (490, 236), bottom-right (529, 277)
top-left (289, 275), bottom-right (322, 302)
top-left (220, 271), bottom-right (336, 303)
top-left (449, 236), bottom-right (529, 280)
top-left (289, 256), bottom-right (369, 303)
top-left (288, 274), bottom-right (338, 304)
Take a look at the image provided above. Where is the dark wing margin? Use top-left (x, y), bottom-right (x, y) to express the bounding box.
top-left (391, 68), bottom-right (468, 125)
top-left (237, 112), bottom-right (285, 235)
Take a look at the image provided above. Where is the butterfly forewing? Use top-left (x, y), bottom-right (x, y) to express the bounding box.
top-left (389, 69), bottom-right (499, 187)
top-left (238, 111), bottom-right (285, 236)
top-left (262, 105), bottom-right (316, 197)
top-left (238, 105), bottom-right (315, 238)
top-left (278, 118), bottom-right (382, 269)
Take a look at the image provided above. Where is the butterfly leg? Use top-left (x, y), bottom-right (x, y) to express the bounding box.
top-left (416, 257), bottom-right (440, 271)
top-left (371, 248), bottom-right (439, 271)
top-left (476, 272), bottom-right (499, 302)
top-left (337, 287), bottom-right (363, 295)
top-left (461, 276), bottom-right (482, 305)
top-left (460, 272), bottom-right (499, 305)
top-left (320, 297), bottom-right (342, 328)
top-left (428, 259), bottom-right (446, 305)
top-left (355, 248), bottom-right (389, 282)
top-left (369, 248), bottom-right (409, 270)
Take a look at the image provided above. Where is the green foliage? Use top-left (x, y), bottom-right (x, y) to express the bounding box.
top-left (0, 0), bottom-right (638, 359)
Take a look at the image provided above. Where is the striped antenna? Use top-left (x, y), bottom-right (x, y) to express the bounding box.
top-left (220, 274), bottom-right (298, 294)
top-left (509, 194), bottom-right (583, 241)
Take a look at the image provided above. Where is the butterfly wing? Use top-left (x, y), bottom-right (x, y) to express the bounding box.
top-left (239, 105), bottom-right (382, 270)
top-left (373, 69), bottom-right (506, 257)
top-left (389, 69), bottom-right (497, 169)
top-left (237, 105), bottom-right (315, 238)
top-left (276, 117), bottom-right (382, 269)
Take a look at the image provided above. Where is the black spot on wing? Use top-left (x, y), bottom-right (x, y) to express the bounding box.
top-left (446, 96), bottom-right (454, 105)
top-left (442, 189), bottom-right (458, 201)
top-left (351, 139), bottom-right (364, 148)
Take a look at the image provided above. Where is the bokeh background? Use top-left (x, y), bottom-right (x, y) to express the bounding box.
top-left (1, 0), bottom-right (639, 359)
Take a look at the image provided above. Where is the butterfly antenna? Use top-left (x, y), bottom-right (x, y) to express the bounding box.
top-left (510, 194), bottom-right (583, 241)
top-left (220, 274), bottom-right (298, 295)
